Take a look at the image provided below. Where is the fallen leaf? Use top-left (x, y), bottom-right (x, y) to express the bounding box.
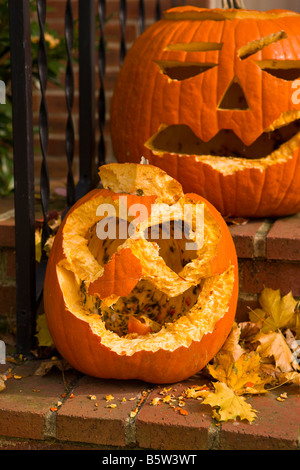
top-left (207, 351), bottom-right (270, 395)
top-left (254, 331), bottom-right (300, 372)
top-left (0, 374), bottom-right (6, 392)
top-left (220, 322), bottom-right (245, 362)
top-left (225, 217), bottom-right (249, 226)
top-left (35, 228), bottom-right (42, 263)
top-left (35, 313), bottom-right (54, 348)
top-left (249, 288), bottom-right (297, 333)
top-left (203, 382), bottom-right (257, 423)
top-left (278, 371), bottom-right (300, 385)
top-left (34, 359), bottom-right (72, 376)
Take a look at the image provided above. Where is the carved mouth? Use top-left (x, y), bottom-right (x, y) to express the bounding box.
top-left (145, 117), bottom-right (300, 160)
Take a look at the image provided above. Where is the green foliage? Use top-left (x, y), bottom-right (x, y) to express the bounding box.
top-left (0, 0), bottom-right (75, 197)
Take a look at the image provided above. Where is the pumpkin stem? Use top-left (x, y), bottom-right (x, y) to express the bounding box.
top-left (222, 0), bottom-right (245, 8)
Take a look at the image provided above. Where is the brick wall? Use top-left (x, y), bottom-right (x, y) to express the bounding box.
top-left (33, 0), bottom-right (210, 185)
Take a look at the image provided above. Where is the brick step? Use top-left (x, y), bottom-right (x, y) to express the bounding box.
top-left (0, 359), bottom-right (299, 450)
top-left (229, 213), bottom-right (300, 321)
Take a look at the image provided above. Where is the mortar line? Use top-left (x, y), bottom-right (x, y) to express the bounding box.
top-left (253, 218), bottom-right (274, 259)
top-left (124, 385), bottom-right (153, 447)
top-left (43, 372), bottom-right (83, 440)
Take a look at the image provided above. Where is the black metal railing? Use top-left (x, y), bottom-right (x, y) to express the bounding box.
top-left (8, 0), bottom-right (195, 354)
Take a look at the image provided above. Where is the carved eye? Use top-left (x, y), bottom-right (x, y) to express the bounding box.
top-left (156, 60), bottom-right (218, 81)
top-left (156, 41), bottom-right (222, 81)
top-left (255, 60), bottom-right (300, 81)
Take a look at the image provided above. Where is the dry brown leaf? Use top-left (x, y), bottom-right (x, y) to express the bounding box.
top-left (279, 371), bottom-right (300, 385)
top-left (220, 322), bottom-right (245, 361)
top-left (286, 301), bottom-right (300, 338)
top-left (239, 321), bottom-right (262, 342)
top-left (34, 358), bottom-right (73, 376)
top-left (254, 331), bottom-right (300, 372)
top-left (284, 329), bottom-right (300, 364)
top-left (0, 374), bottom-right (6, 392)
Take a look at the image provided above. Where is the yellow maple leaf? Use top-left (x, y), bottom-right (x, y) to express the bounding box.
top-left (207, 350), bottom-right (270, 395)
top-left (249, 288), bottom-right (297, 333)
top-left (203, 382), bottom-right (257, 423)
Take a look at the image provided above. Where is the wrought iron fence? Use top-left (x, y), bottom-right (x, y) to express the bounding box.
top-left (7, 0), bottom-right (204, 355)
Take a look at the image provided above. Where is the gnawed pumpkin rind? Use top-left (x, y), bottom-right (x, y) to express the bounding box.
top-left (44, 163), bottom-right (238, 383)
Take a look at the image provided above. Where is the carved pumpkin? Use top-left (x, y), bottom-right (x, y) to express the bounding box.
top-left (110, 7), bottom-right (300, 218)
top-left (44, 163), bottom-right (238, 383)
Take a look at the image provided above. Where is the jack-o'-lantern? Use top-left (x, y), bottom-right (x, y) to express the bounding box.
top-left (110, 6), bottom-right (300, 218)
top-left (44, 163), bottom-right (238, 383)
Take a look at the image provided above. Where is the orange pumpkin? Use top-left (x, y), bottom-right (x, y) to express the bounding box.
top-left (44, 163), bottom-right (238, 383)
top-left (110, 6), bottom-right (300, 218)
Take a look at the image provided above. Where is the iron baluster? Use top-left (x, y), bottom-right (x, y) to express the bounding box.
top-left (65, 0), bottom-right (76, 207)
top-left (97, 0), bottom-right (106, 168)
top-left (119, 0), bottom-right (127, 65)
top-left (138, 0), bottom-right (145, 35)
top-left (36, 0), bottom-right (50, 247)
top-left (77, 0), bottom-right (97, 199)
top-left (35, 0), bottom-right (52, 310)
top-left (155, 0), bottom-right (162, 21)
top-left (8, 0), bottom-right (36, 354)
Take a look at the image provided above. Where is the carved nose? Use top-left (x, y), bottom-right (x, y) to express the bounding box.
top-left (218, 77), bottom-right (249, 110)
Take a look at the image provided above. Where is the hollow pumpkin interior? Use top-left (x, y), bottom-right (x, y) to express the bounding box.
top-left (54, 164), bottom-right (236, 356)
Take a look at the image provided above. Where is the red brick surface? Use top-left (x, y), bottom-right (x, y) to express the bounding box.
top-left (0, 361), bottom-right (79, 441)
top-left (241, 259), bottom-right (300, 297)
top-left (220, 385), bottom-right (300, 450)
top-left (0, 360), bottom-right (299, 450)
top-left (56, 375), bottom-right (148, 447)
top-left (0, 219), bottom-right (15, 248)
top-left (136, 376), bottom-right (213, 450)
top-left (267, 215), bottom-right (300, 261)
top-left (229, 220), bottom-right (264, 259)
